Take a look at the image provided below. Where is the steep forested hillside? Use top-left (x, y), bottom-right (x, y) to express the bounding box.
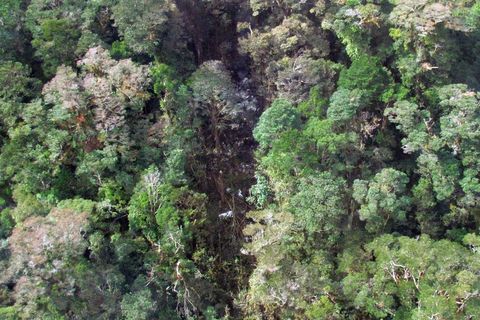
top-left (0, 1), bottom-right (480, 319)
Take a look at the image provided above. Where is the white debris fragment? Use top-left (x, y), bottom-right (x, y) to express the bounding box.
top-left (219, 211), bottom-right (234, 219)
top-left (240, 248), bottom-right (250, 255)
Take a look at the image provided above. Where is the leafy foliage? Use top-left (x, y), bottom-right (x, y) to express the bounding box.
top-left (340, 234), bottom-right (480, 319)
top-left (1, 1), bottom-right (480, 319)
top-left (290, 173), bottom-right (348, 244)
top-left (353, 168), bottom-right (412, 233)
top-left (112, 0), bottom-right (169, 55)
top-left (253, 99), bottom-right (301, 151)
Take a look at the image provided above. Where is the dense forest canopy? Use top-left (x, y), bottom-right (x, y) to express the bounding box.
top-left (0, 0), bottom-right (480, 319)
